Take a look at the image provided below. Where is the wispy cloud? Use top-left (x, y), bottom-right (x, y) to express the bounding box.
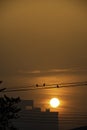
top-left (18, 67), bottom-right (87, 75)
top-left (47, 69), bottom-right (70, 73)
top-left (18, 70), bottom-right (41, 74)
top-left (29, 70), bottom-right (41, 74)
top-left (47, 68), bottom-right (87, 73)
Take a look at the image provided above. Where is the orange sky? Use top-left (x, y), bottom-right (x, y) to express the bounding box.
top-left (0, 0), bottom-right (87, 77)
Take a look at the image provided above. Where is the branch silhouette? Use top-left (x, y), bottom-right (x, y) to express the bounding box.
top-left (0, 83), bottom-right (21, 130)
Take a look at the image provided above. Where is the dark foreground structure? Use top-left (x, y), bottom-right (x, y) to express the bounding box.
top-left (71, 126), bottom-right (87, 130)
top-left (14, 100), bottom-right (59, 130)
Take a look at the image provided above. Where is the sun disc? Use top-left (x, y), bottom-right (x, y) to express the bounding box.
top-left (50, 98), bottom-right (60, 108)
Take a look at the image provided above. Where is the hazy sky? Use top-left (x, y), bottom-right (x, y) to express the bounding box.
top-left (0, 0), bottom-right (87, 78)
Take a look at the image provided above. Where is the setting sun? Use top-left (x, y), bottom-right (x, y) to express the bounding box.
top-left (50, 98), bottom-right (60, 108)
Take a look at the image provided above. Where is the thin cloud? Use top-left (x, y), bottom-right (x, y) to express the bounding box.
top-left (18, 70), bottom-right (41, 74)
top-left (48, 69), bottom-right (70, 73)
top-left (30, 70), bottom-right (41, 74)
top-left (18, 68), bottom-right (87, 75)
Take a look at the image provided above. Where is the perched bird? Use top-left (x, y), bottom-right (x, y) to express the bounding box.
top-left (36, 84), bottom-right (39, 87)
top-left (43, 83), bottom-right (46, 87)
top-left (57, 84), bottom-right (59, 88)
top-left (0, 81), bottom-right (3, 84)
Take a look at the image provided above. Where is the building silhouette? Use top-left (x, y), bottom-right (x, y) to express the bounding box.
top-left (14, 100), bottom-right (59, 130)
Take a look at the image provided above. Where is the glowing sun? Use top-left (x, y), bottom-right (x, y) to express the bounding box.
top-left (50, 98), bottom-right (60, 108)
